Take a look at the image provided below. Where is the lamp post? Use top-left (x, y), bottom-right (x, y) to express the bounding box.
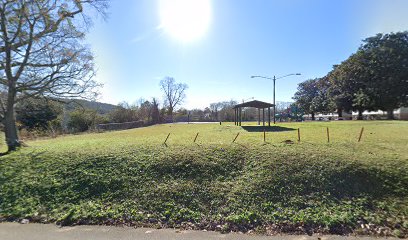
top-left (251, 73), bottom-right (301, 124)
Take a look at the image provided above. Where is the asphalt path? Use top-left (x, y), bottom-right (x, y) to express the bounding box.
top-left (0, 223), bottom-right (398, 240)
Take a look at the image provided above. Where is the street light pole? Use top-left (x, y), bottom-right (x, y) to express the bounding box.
top-left (273, 75), bottom-right (276, 124)
top-left (251, 73), bottom-right (301, 124)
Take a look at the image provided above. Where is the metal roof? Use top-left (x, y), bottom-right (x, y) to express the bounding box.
top-left (233, 100), bottom-right (275, 109)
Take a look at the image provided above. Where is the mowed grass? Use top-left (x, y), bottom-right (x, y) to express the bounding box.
top-left (0, 121), bottom-right (407, 236)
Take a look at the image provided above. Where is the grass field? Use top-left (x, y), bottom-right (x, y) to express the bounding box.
top-left (0, 121), bottom-right (407, 236)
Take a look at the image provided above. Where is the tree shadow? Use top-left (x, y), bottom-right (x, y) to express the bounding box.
top-left (241, 126), bottom-right (296, 132)
top-left (0, 151), bottom-right (9, 157)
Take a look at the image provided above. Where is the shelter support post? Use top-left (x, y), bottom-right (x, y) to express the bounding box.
top-left (239, 108), bottom-right (242, 126)
top-left (234, 108), bottom-right (237, 125)
top-left (237, 108), bottom-right (239, 126)
top-left (232, 100), bottom-right (274, 127)
top-left (236, 108), bottom-right (238, 126)
top-left (263, 108), bottom-right (265, 126)
top-left (258, 108), bottom-right (260, 125)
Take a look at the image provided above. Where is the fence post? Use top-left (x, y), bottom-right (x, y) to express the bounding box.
top-left (263, 128), bottom-right (266, 142)
top-left (298, 128), bottom-right (300, 142)
top-left (232, 132), bottom-right (240, 143)
top-left (163, 133), bottom-right (171, 146)
top-left (358, 127), bottom-right (364, 142)
top-left (326, 127), bottom-right (330, 143)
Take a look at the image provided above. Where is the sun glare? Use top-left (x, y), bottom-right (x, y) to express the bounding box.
top-left (159, 0), bottom-right (212, 42)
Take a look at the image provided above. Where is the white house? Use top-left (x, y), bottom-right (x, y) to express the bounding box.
top-left (307, 107), bottom-right (408, 120)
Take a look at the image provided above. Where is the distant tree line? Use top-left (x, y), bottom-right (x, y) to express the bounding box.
top-left (293, 32), bottom-right (408, 120)
top-left (15, 77), bottom-right (188, 136)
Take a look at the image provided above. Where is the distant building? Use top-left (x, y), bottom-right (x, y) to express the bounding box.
top-left (304, 107), bottom-right (408, 120)
top-left (350, 107), bottom-right (408, 120)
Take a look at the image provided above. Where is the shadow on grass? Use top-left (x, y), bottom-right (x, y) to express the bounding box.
top-left (241, 126), bottom-right (296, 132)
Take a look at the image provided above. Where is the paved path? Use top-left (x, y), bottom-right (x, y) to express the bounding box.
top-left (0, 223), bottom-right (396, 240)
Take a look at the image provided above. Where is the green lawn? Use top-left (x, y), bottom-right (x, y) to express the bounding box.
top-left (0, 121), bottom-right (407, 236)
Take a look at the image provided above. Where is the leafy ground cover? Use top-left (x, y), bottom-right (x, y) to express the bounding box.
top-left (0, 121), bottom-right (407, 237)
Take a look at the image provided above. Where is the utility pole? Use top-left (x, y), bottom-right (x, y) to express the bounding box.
top-left (251, 74), bottom-right (301, 124)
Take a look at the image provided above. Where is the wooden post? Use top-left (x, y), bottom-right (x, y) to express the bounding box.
top-left (326, 127), bottom-right (330, 143)
top-left (233, 108), bottom-right (235, 125)
top-left (164, 133), bottom-right (171, 146)
top-left (237, 108), bottom-right (239, 126)
top-left (268, 107), bottom-right (271, 126)
top-left (259, 108), bottom-right (262, 125)
top-left (194, 132), bottom-right (199, 143)
top-left (358, 127), bottom-right (364, 142)
top-left (297, 128), bottom-right (300, 142)
top-left (239, 108), bottom-right (242, 126)
top-left (262, 108), bottom-right (265, 126)
top-left (263, 128), bottom-right (266, 142)
top-left (234, 108), bottom-right (236, 125)
top-left (232, 132), bottom-right (240, 143)
top-left (236, 108), bottom-right (238, 126)
top-left (236, 108), bottom-right (238, 125)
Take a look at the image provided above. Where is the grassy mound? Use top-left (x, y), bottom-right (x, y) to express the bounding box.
top-left (0, 121), bottom-right (407, 237)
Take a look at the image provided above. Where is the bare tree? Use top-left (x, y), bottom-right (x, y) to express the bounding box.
top-left (209, 102), bottom-right (222, 121)
top-left (151, 97), bottom-right (160, 124)
top-left (209, 100), bottom-right (237, 121)
top-left (159, 77), bottom-right (188, 122)
top-left (0, 0), bottom-right (108, 151)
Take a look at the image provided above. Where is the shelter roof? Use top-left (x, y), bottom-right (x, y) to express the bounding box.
top-left (233, 100), bottom-right (275, 109)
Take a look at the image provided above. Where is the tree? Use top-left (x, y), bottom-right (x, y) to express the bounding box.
top-left (208, 100), bottom-right (237, 121)
top-left (151, 98), bottom-right (160, 124)
top-left (293, 78), bottom-right (329, 120)
top-left (326, 65), bottom-right (354, 117)
top-left (138, 99), bottom-right (153, 123)
top-left (0, 0), bottom-right (108, 151)
top-left (353, 89), bottom-right (374, 120)
top-left (68, 109), bottom-right (101, 133)
top-left (289, 103), bottom-right (304, 121)
top-left (327, 51), bottom-right (376, 119)
top-left (16, 97), bottom-right (62, 130)
top-left (159, 77), bottom-right (188, 122)
top-left (293, 79), bottom-right (317, 120)
top-left (358, 32), bottom-right (408, 119)
top-left (109, 102), bottom-right (139, 123)
top-left (209, 102), bottom-right (222, 121)
top-left (327, 32), bottom-right (408, 119)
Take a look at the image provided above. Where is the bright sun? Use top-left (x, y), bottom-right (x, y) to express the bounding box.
top-left (159, 0), bottom-right (212, 42)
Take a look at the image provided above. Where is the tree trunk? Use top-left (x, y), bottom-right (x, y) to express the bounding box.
top-left (3, 88), bottom-right (20, 151)
top-left (357, 110), bottom-right (363, 120)
top-left (311, 112), bottom-right (315, 121)
top-left (4, 110), bottom-right (20, 151)
top-left (168, 107), bottom-right (174, 123)
top-left (387, 108), bottom-right (395, 120)
top-left (337, 108), bottom-right (343, 118)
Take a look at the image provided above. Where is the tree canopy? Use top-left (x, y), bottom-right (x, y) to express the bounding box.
top-left (0, 0), bottom-right (108, 151)
top-left (294, 31), bottom-right (408, 120)
top-left (293, 78), bottom-right (330, 120)
top-left (159, 77), bottom-right (188, 121)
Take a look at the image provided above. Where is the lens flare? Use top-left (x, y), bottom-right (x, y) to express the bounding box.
top-left (159, 0), bottom-right (212, 42)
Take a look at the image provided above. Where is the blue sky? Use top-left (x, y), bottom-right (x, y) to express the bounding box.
top-left (87, 0), bottom-right (408, 109)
